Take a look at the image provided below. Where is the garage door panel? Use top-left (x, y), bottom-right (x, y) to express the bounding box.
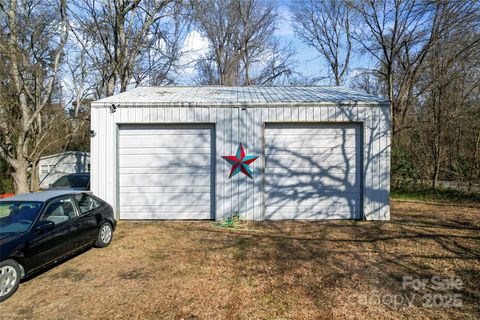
top-left (265, 154), bottom-right (357, 169)
top-left (266, 173), bottom-right (358, 187)
top-left (119, 147), bottom-right (211, 155)
top-left (265, 132), bottom-right (356, 140)
top-left (118, 125), bottom-right (214, 220)
top-left (265, 206), bottom-right (359, 220)
top-left (265, 126), bottom-right (359, 135)
top-left (119, 154), bottom-right (210, 168)
top-left (120, 166), bottom-right (210, 174)
top-left (265, 184), bottom-right (360, 193)
top-left (266, 166), bottom-right (357, 175)
top-left (265, 124), bottom-right (361, 220)
top-left (266, 189), bottom-right (360, 197)
top-left (265, 207), bottom-right (359, 220)
top-left (120, 173), bottom-right (210, 187)
top-left (120, 186), bottom-right (211, 193)
top-left (121, 205), bottom-right (211, 213)
top-left (265, 136), bottom-right (357, 148)
top-left (120, 211), bottom-right (212, 220)
top-left (266, 193), bottom-right (360, 207)
top-left (120, 192), bottom-right (210, 206)
top-left (265, 146), bottom-right (356, 156)
top-left (119, 128), bottom-right (209, 135)
top-left (266, 205), bottom-right (359, 214)
top-left (119, 135), bottom-right (211, 148)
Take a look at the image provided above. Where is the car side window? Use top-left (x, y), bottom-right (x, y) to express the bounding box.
top-left (74, 194), bottom-right (101, 214)
top-left (40, 197), bottom-right (77, 225)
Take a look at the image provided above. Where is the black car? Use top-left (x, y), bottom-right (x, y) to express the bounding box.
top-left (0, 190), bottom-right (116, 302)
top-left (48, 173), bottom-right (90, 190)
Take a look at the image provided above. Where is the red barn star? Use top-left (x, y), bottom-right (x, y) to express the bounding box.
top-left (222, 143), bottom-right (259, 179)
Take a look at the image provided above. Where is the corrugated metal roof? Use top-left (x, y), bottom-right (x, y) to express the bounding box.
top-left (92, 86), bottom-right (388, 107)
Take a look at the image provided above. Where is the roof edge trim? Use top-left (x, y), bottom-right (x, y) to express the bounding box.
top-left (91, 101), bottom-right (390, 108)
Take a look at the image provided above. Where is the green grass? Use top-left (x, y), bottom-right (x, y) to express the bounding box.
top-left (391, 186), bottom-right (480, 203)
top-left (214, 212), bottom-right (243, 228)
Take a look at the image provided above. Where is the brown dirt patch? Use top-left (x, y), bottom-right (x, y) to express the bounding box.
top-left (1, 200), bottom-right (479, 319)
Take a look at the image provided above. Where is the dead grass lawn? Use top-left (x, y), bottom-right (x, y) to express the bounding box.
top-left (1, 200), bottom-right (479, 319)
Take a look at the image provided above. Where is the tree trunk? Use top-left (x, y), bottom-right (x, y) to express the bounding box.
top-left (334, 62), bottom-right (340, 86)
top-left (11, 159), bottom-right (30, 194)
top-left (244, 58), bottom-right (251, 85)
top-left (120, 70), bottom-right (129, 92)
top-left (106, 76), bottom-right (116, 97)
top-left (388, 71), bottom-right (395, 135)
top-left (432, 137), bottom-right (441, 189)
top-left (432, 163), bottom-right (439, 189)
top-left (467, 132), bottom-right (480, 193)
top-left (30, 159), bottom-right (40, 191)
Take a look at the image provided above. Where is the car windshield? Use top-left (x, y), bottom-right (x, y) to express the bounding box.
top-left (0, 201), bottom-right (43, 233)
top-left (51, 175), bottom-right (89, 188)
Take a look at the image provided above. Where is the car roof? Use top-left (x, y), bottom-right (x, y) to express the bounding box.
top-left (0, 190), bottom-right (90, 203)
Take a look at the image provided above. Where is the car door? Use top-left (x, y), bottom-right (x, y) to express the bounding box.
top-left (23, 196), bottom-right (79, 271)
top-left (73, 193), bottom-right (102, 246)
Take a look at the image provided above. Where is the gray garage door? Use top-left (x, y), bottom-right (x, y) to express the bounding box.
top-left (264, 124), bottom-right (362, 220)
top-left (118, 124), bottom-right (214, 219)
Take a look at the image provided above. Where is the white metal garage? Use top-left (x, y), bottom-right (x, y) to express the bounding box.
top-left (118, 124), bottom-right (214, 219)
top-left (264, 124), bottom-right (361, 220)
top-left (91, 86), bottom-right (391, 221)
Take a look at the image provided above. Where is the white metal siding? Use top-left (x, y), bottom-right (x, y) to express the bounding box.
top-left (117, 124), bottom-right (214, 219)
top-left (38, 152), bottom-right (90, 189)
top-left (264, 124), bottom-right (361, 220)
top-left (91, 103), bottom-right (390, 221)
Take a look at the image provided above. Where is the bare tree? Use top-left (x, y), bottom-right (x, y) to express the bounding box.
top-left (64, 44), bottom-right (94, 117)
top-left (255, 39), bottom-right (296, 85)
top-left (131, 2), bottom-right (189, 86)
top-left (352, 1), bottom-right (479, 136)
top-left (375, 1), bottom-right (480, 190)
top-left (236, 0), bottom-right (275, 84)
top-left (350, 0), bottom-right (433, 134)
top-left (0, 0), bottom-right (69, 193)
top-left (29, 102), bottom-right (80, 191)
top-left (61, 43), bottom-right (94, 152)
top-left (191, 0), bottom-right (295, 85)
top-left (351, 0), bottom-right (441, 134)
top-left (418, 8), bottom-right (480, 188)
top-left (350, 69), bottom-right (383, 96)
top-left (69, 0), bottom-right (186, 97)
top-left (291, 0), bottom-right (352, 86)
top-left (191, 0), bottom-right (242, 85)
top-left (468, 131), bottom-right (480, 193)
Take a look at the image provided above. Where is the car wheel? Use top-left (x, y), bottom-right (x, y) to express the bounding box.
top-left (0, 260), bottom-right (21, 302)
top-left (95, 222), bottom-right (113, 248)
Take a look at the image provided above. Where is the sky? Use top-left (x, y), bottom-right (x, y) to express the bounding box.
top-left (275, 0), bottom-right (331, 79)
top-left (176, 0), bottom-right (376, 85)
